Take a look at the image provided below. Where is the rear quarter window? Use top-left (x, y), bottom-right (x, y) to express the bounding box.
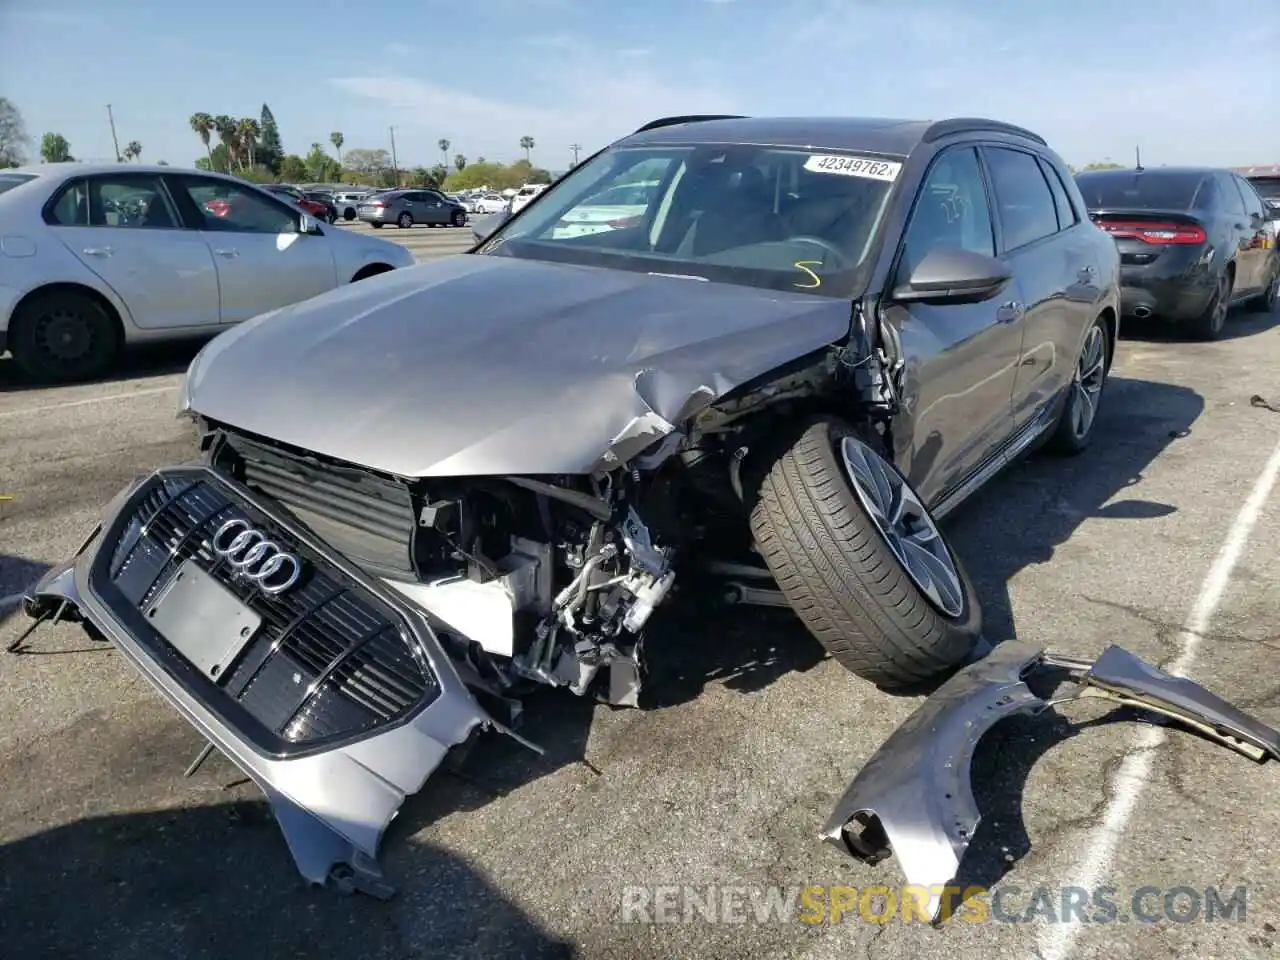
top-left (0, 173), bottom-right (37, 196)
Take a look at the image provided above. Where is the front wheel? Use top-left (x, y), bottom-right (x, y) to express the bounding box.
top-left (397, 212), bottom-right (413, 229)
top-left (748, 417), bottom-right (981, 689)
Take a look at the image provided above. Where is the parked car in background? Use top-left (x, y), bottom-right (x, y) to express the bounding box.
top-left (1075, 166), bottom-right (1279, 337)
top-left (472, 193), bottom-right (508, 214)
top-left (0, 164), bottom-right (416, 381)
top-left (302, 191), bottom-right (340, 223)
top-left (331, 189), bottom-right (370, 221)
top-left (261, 183), bottom-right (338, 224)
top-left (1237, 164), bottom-right (1280, 222)
top-left (508, 182), bottom-right (548, 214)
top-left (356, 188), bottom-right (468, 228)
top-left (549, 179), bottom-right (660, 238)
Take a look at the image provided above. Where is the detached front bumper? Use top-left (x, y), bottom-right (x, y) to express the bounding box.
top-left (26, 466), bottom-right (493, 898)
top-left (821, 641), bottom-right (1280, 922)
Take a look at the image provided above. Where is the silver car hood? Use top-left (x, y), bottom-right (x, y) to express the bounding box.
top-left (186, 254), bottom-right (852, 477)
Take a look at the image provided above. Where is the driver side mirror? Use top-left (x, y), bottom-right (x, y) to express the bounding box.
top-left (891, 247), bottom-right (1012, 305)
top-left (471, 210), bottom-right (511, 244)
top-left (298, 214), bottom-right (324, 236)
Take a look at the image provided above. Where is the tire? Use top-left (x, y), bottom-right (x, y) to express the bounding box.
top-left (9, 288), bottom-right (122, 383)
top-left (748, 417), bottom-right (981, 689)
top-left (1046, 315), bottom-right (1110, 455)
top-left (371, 222), bottom-right (383, 229)
top-left (1187, 270), bottom-right (1231, 340)
top-left (1254, 271), bottom-right (1279, 314)
top-left (397, 212), bottom-right (413, 229)
top-left (451, 209), bottom-right (466, 227)
top-left (343, 208), bottom-right (355, 221)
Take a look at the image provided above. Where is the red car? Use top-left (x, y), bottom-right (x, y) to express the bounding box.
top-left (260, 183), bottom-right (337, 222)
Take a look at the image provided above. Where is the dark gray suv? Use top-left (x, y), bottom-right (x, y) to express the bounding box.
top-left (357, 188), bottom-right (467, 229)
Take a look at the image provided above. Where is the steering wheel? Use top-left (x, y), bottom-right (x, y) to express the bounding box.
top-left (788, 235), bottom-right (849, 268)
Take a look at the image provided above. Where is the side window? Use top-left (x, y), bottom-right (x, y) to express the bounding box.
top-left (177, 177), bottom-right (298, 234)
top-left (1234, 176), bottom-right (1265, 220)
top-left (47, 179), bottom-right (89, 226)
top-left (89, 175), bottom-right (181, 229)
top-left (1038, 157), bottom-right (1077, 230)
top-left (983, 147), bottom-right (1060, 250)
top-left (1219, 174), bottom-right (1246, 215)
top-left (899, 146), bottom-right (996, 277)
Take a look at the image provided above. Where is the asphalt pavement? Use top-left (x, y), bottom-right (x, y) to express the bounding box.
top-left (2, 234), bottom-right (1279, 960)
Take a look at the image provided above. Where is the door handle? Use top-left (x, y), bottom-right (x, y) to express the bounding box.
top-left (996, 300), bottom-right (1024, 323)
top-left (212, 248), bottom-right (239, 258)
top-left (82, 246), bottom-right (112, 257)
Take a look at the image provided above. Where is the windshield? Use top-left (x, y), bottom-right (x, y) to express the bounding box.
top-left (0, 173), bottom-right (36, 195)
top-left (1074, 171), bottom-right (1207, 211)
top-left (479, 143), bottom-right (900, 296)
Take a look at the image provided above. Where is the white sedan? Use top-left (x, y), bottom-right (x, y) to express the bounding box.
top-left (0, 164), bottom-right (416, 382)
top-left (550, 181), bottom-right (659, 238)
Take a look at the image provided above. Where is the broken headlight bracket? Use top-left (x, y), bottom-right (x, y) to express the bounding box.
top-left (820, 642), bottom-right (1280, 923)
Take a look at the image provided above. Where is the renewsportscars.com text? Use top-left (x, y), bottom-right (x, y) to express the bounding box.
top-left (619, 884), bottom-right (1248, 925)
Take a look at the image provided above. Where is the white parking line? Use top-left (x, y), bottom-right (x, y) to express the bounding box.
top-left (1037, 432), bottom-right (1280, 960)
top-left (0, 384), bottom-right (177, 420)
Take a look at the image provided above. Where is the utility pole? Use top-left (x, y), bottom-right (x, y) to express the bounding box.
top-left (105, 104), bottom-right (121, 162)
top-left (570, 143), bottom-right (581, 167)
top-left (389, 126), bottom-right (399, 186)
top-left (1135, 144), bottom-right (1144, 171)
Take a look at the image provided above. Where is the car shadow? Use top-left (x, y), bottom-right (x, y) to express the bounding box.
top-left (1121, 300), bottom-right (1277, 343)
top-left (942, 375), bottom-right (1204, 646)
top-left (0, 803), bottom-right (577, 960)
top-left (0, 337), bottom-right (211, 393)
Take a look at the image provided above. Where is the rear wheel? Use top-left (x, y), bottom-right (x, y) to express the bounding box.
top-left (451, 209), bottom-right (466, 227)
top-left (397, 212), bottom-right (413, 229)
top-left (1046, 316), bottom-right (1110, 455)
top-left (9, 289), bottom-right (122, 383)
top-left (1188, 270), bottom-right (1231, 340)
top-left (748, 417), bottom-right (981, 689)
top-left (343, 207), bottom-right (355, 221)
top-left (1255, 271), bottom-right (1279, 314)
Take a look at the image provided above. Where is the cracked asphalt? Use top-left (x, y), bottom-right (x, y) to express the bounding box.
top-left (1, 265), bottom-right (1278, 959)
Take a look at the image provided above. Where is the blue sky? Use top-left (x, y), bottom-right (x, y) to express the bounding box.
top-left (2, 0), bottom-right (1276, 171)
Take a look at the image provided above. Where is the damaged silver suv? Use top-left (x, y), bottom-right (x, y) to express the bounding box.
top-left (26, 115), bottom-right (1137, 896)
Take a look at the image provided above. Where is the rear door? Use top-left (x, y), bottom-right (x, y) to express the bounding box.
top-left (883, 145), bottom-right (1023, 505)
top-left (1219, 173), bottom-right (1260, 294)
top-left (1230, 174), bottom-right (1270, 294)
top-left (168, 175), bottom-right (338, 324)
top-left (980, 145), bottom-right (1084, 431)
top-left (45, 172), bottom-right (221, 329)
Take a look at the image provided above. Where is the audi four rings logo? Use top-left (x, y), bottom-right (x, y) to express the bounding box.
top-left (210, 518), bottom-right (304, 595)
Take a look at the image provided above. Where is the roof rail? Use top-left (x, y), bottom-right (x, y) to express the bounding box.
top-left (633, 114), bottom-right (748, 134)
top-left (922, 117), bottom-right (1047, 146)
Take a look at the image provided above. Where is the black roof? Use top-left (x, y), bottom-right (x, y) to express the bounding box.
top-left (1075, 166), bottom-right (1224, 178)
top-left (621, 115), bottom-right (1046, 157)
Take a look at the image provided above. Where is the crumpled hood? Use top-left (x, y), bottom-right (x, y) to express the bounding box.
top-left (187, 254), bottom-right (852, 477)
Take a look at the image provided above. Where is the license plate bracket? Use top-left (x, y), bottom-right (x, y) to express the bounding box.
top-left (145, 559), bottom-right (262, 681)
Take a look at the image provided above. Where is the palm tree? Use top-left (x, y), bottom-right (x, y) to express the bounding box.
top-left (237, 117), bottom-right (260, 170)
top-left (123, 141), bottom-right (141, 162)
top-left (438, 138), bottom-right (450, 168)
top-left (519, 136), bottom-right (534, 162)
top-left (330, 131), bottom-right (344, 168)
top-left (189, 112), bottom-right (215, 169)
top-left (453, 154), bottom-right (467, 172)
top-left (214, 115), bottom-right (237, 170)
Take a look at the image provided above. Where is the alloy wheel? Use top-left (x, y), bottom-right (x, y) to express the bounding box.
top-left (398, 212), bottom-right (412, 228)
top-left (839, 436), bottom-right (964, 617)
top-left (1070, 324), bottom-right (1107, 440)
top-left (1209, 274), bottom-right (1230, 333)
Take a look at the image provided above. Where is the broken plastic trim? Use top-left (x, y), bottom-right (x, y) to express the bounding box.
top-left (820, 642), bottom-right (1280, 922)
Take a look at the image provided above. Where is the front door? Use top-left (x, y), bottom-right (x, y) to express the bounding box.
top-left (884, 146), bottom-right (1024, 506)
top-left (168, 175), bottom-right (338, 324)
top-left (45, 172), bottom-right (221, 329)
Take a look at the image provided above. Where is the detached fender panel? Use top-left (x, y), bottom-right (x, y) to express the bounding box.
top-left (822, 642), bottom-right (1280, 921)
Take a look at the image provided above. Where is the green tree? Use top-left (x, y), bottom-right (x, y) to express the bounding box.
top-left (0, 97), bottom-right (30, 168)
top-left (40, 132), bottom-right (73, 163)
top-left (453, 154), bottom-right (467, 172)
top-left (519, 135), bottom-right (534, 162)
top-left (258, 104), bottom-right (283, 173)
top-left (437, 138), bottom-right (450, 168)
top-left (329, 130), bottom-right (344, 168)
top-left (237, 118), bottom-right (260, 169)
top-left (279, 154), bottom-right (308, 182)
top-left (343, 147), bottom-right (392, 182)
top-left (429, 164), bottom-right (448, 187)
top-left (189, 112), bottom-right (216, 169)
top-left (214, 116), bottom-right (237, 171)
top-left (1082, 161), bottom-right (1124, 171)
top-left (303, 141), bottom-right (339, 182)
